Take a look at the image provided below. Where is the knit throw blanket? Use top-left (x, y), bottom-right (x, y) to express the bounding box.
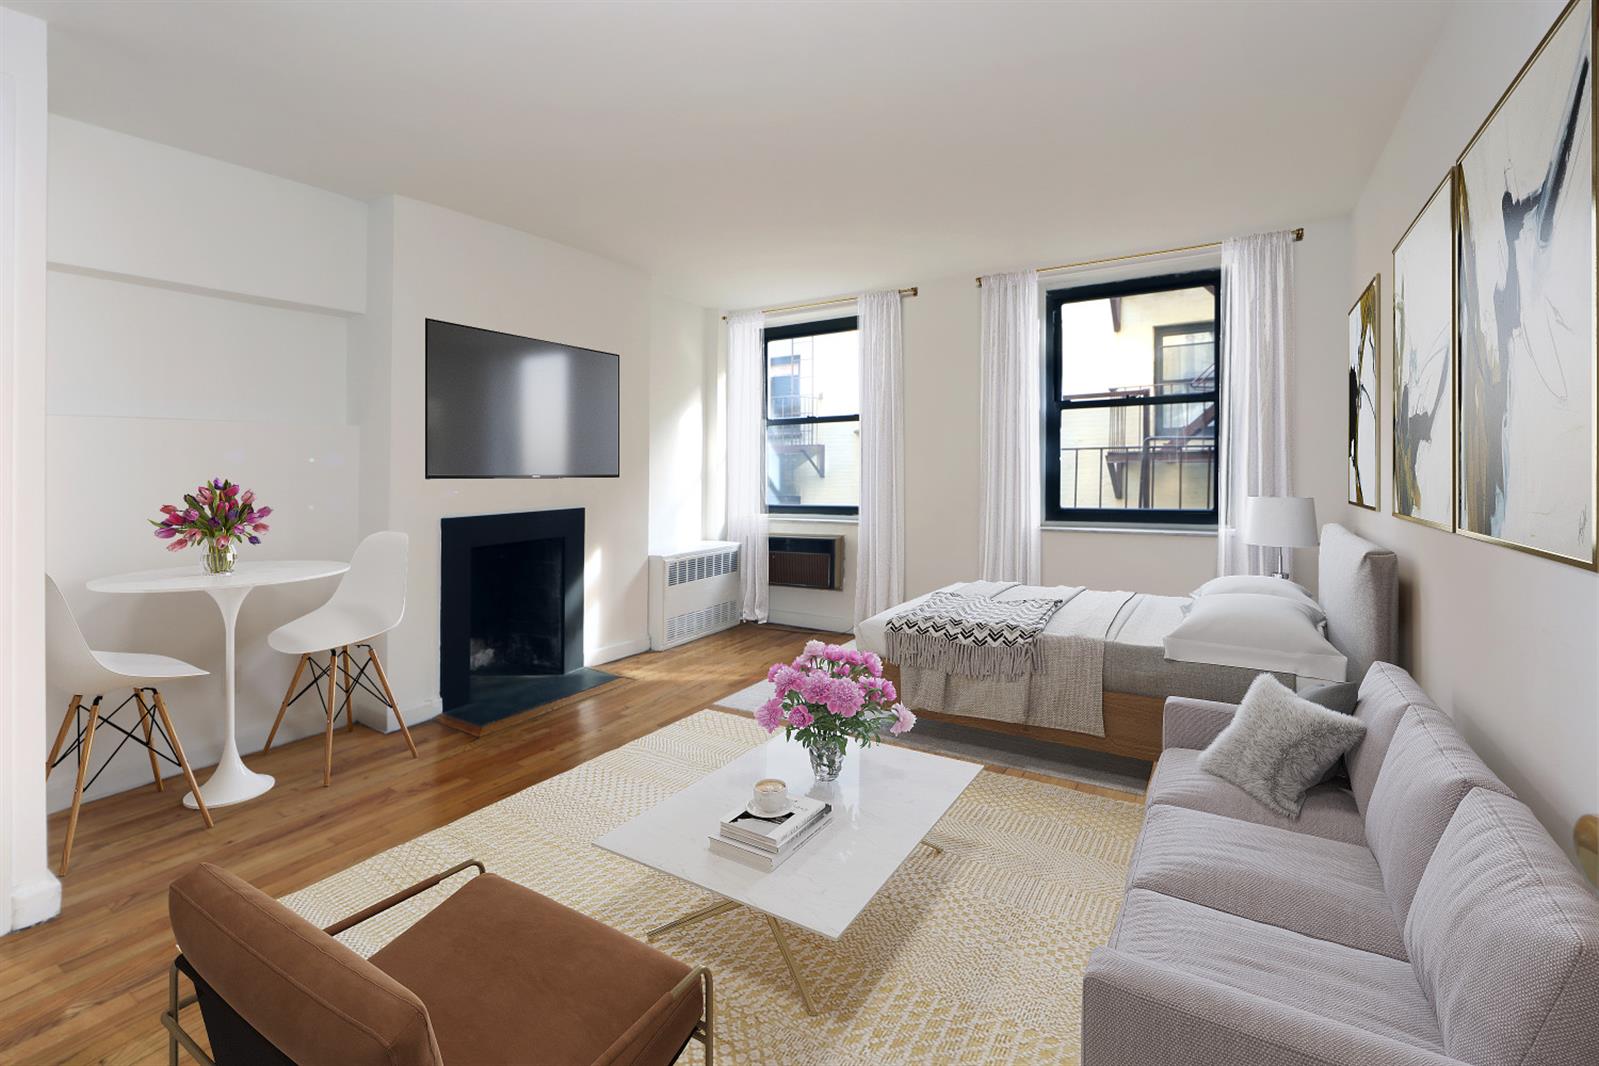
top-left (884, 591), bottom-right (1066, 682)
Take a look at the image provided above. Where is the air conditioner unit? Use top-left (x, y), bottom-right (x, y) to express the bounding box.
top-left (648, 541), bottom-right (741, 651)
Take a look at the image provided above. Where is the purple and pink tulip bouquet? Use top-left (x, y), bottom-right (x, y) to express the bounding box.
top-left (757, 641), bottom-right (915, 781)
top-left (150, 478), bottom-right (272, 574)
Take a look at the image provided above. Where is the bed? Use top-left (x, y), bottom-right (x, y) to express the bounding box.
top-left (855, 524), bottom-right (1397, 762)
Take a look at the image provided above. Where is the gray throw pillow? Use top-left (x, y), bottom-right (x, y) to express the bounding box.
top-left (1198, 674), bottom-right (1367, 818)
top-left (1302, 681), bottom-right (1360, 783)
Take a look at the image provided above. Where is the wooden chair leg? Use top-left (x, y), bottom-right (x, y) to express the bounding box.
top-left (263, 654), bottom-right (309, 754)
top-left (46, 694), bottom-right (82, 774)
top-left (151, 689), bottom-right (214, 830)
top-left (323, 650), bottom-right (337, 787)
top-left (341, 646), bottom-right (354, 733)
top-left (366, 645), bottom-right (418, 759)
top-left (60, 697), bottom-right (103, 876)
top-left (133, 689), bottom-right (165, 792)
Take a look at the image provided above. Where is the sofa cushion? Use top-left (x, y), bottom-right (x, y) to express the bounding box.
top-left (370, 872), bottom-right (701, 1066)
top-left (1147, 748), bottom-right (1366, 846)
top-left (1126, 803), bottom-right (1405, 958)
top-left (169, 863), bottom-right (442, 1066)
top-left (1407, 789), bottom-right (1599, 1066)
top-left (1365, 706), bottom-right (1513, 926)
top-left (1348, 662), bottom-right (1438, 814)
top-left (1109, 888), bottom-right (1443, 1054)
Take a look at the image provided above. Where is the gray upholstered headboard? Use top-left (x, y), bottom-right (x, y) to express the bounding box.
top-left (1318, 523), bottom-right (1398, 682)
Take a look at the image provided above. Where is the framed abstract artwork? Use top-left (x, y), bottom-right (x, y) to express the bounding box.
top-left (1392, 172), bottom-right (1455, 531)
top-left (1348, 275), bottom-right (1380, 510)
top-left (1456, 0), bottom-right (1596, 569)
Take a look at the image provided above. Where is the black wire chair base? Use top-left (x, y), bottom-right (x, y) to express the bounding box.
top-left (283, 644), bottom-right (392, 725)
top-left (49, 689), bottom-right (184, 795)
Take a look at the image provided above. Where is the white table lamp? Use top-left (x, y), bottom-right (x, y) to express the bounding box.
top-left (1244, 496), bottom-right (1319, 579)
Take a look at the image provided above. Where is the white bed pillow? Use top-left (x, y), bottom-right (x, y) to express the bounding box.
top-left (1190, 575), bottom-right (1324, 620)
top-left (1164, 593), bottom-right (1347, 681)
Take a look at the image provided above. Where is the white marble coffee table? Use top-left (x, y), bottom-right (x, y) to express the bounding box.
top-left (594, 733), bottom-right (982, 1013)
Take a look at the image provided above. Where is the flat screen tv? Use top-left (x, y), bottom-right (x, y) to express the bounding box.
top-left (425, 319), bottom-right (620, 478)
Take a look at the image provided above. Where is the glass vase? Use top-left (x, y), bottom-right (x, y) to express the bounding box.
top-left (807, 742), bottom-right (845, 782)
top-left (204, 542), bottom-right (237, 575)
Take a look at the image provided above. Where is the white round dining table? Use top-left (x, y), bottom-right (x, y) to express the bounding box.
top-left (86, 559), bottom-right (350, 809)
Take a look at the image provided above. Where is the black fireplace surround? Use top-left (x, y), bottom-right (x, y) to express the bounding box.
top-left (439, 508), bottom-right (593, 716)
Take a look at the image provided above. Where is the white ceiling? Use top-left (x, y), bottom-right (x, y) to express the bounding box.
top-left (12, 0), bottom-right (1451, 308)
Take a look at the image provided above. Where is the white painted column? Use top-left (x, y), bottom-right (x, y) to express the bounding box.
top-left (0, 6), bottom-right (59, 933)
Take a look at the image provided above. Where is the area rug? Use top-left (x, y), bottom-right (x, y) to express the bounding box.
top-left (282, 709), bottom-right (1144, 1064)
top-left (716, 678), bottom-right (1151, 797)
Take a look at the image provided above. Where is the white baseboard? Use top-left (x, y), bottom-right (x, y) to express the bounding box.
top-left (357, 695), bottom-right (441, 734)
top-left (766, 608), bottom-right (852, 633)
top-left (10, 872), bottom-right (62, 932)
top-left (588, 637), bottom-right (649, 666)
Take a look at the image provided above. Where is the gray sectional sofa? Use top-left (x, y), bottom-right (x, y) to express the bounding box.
top-left (1083, 661), bottom-right (1599, 1066)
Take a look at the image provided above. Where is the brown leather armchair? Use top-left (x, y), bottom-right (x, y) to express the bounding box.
top-left (162, 860), bottom-right (713, 1066)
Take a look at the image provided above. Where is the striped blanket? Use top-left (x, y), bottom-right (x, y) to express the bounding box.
top-left (883, 590), bottom-right (1066, 682)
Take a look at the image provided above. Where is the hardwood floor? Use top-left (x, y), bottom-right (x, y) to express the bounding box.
top-left (0, 623), bottom-right (1138, 1065)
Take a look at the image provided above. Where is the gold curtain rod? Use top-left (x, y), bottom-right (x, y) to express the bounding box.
top-left (974, 227), bottom-right (1305, 287)
top-left (722, 286), bottom-right (918, 321)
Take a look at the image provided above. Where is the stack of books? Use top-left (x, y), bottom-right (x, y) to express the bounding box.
top-left (707, 796), bottom-right (832, 871)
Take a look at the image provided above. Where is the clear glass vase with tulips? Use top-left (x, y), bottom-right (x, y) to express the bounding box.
top-left (150, 478), bottom-right (272, 574)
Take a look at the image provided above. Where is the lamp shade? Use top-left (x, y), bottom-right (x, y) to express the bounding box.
top-left (1244, 496), bottom-right (1319, 548)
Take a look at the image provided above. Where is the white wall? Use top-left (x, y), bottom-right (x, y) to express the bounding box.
top-left (2, 5), bottom-right (60, 932)
top-left (48, 117), bottom-right (365, 312)
top-left (43, 117), bottom-right (367, 812)
top-left (648, 292), bottom-right (709, 552)
top-left (360, 196), bottom-right (656, 722)
top-left (1344, 0), bottom-right (1597, 855)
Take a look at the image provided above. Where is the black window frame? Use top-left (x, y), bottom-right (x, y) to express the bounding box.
top-left (762, 315), bottom-right (861, 517)
top-left (1043, 270), bottom-right (1221, 527)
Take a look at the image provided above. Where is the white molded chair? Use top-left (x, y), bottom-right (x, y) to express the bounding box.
top-left (262, 531), bottom-right (417, 785)
top-left (45, 576), bottom-right (214, 876)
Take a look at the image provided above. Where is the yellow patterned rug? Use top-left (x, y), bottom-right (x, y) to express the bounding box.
top-left (282, 709), bottom-right (1144, 1064)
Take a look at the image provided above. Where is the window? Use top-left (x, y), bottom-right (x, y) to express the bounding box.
top-left (1044, 271), bottom-right (1220, 525)
top-left (763, 316), bottom-right (860, 515)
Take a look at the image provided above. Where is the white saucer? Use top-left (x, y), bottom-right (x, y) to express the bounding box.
top-left (745, 798), bottom-right (796, 818)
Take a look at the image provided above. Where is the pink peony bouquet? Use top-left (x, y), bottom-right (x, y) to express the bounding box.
top-left (150, 478), bottom-right (272, 572)
top-left (758, 641), bottom-right (915, 778)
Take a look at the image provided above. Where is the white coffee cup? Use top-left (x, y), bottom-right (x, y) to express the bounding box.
top-left (752, 778), bottom-right (788, 814)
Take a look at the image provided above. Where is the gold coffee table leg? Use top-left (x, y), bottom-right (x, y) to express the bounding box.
top-left (647, 898), bottom-right (741, 942)
top-left (763, 914), bottom-right (819, 1015)
top-left (649, 898), bottom-right (822, 1014)
top-left (920, 837), bottom-right (944, 856)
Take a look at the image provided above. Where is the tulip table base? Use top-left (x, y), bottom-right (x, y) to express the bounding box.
top-left (183, 584), bottom-right (273, 808)
top-left (85, 559), bottom-right (351, 810)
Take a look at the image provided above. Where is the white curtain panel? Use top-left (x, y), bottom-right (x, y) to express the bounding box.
top-left (854, 290), bottom-right (905, 625)
top-left (1217, 231), bottom-right (1296, 577)
top-left (725, 309), bottom-right (769, 621)
top-left (978, 269), bottom-right (1042, 584)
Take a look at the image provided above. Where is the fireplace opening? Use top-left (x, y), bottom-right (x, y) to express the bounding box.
top-left (469, 538), bottom-right (564, 677)
top-left (439, 508), bottom-right (617, 734)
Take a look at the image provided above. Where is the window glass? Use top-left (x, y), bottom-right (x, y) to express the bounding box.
top-left (1046, 275), bottom-right (1219, 525)
top-left (763, 318), bottom-right (860, 514)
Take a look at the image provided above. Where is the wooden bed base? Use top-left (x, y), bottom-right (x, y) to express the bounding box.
top-left (882, 664), bottom-right (1165, 763)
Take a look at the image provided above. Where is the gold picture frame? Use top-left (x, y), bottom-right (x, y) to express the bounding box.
top-left (1453, 0), bottom-right (1598, 570)
top-left (1348, 275), bottom-right (1381, 510)
top-left (1391, 170), bottom-right (1456, 533)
